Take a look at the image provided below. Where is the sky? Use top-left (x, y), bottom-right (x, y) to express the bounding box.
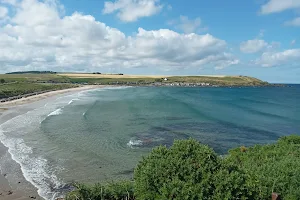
top-left (0, 0), bottom-right (299, 83)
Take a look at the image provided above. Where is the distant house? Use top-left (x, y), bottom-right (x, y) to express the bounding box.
top-left (164, 78), bottom-right (168, 81)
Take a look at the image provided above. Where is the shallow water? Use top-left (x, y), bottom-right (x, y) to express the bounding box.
top-left (1, 86), bottom-right (300, 199)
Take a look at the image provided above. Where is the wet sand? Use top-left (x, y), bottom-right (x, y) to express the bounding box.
top-left (0, 85), bottom-right (107, 200)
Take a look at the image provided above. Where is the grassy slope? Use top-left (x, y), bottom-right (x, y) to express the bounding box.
top-left (0, 74), bottom-right (70, 83)
top-left (0, 73), bottom-right (269, 99)
top-left (0, 83), bottom-right (76, 99)
top-left (0, 73), bottom-right (268, 86)
top-left (60, 74), bottom-right (269, 86)
top-left (0, 74), bottom-right (76, 99)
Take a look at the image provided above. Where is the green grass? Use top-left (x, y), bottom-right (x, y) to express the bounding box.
top-left (68, 77), bottom-right (157, 84)
top-left (0, 82), bottom-right (77, 99)
top-left (0, 73), bottom-right (269, 86)
top-left (0, 74), bottom-right (71, 83)
top-left (0, 73), bottom-right (270, 100)
top-left (67, 76), bottom-right (268, 86)
top-left (165, 76), bottom-right (268, 86)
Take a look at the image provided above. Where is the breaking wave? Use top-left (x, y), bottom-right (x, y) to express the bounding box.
top-left (0, 115), bottom-right (65, 200)
top-left (127, 139), bottom-right (143, 148)
top-left (47, 108), bottom-right (63, 117)
top-left (68, 98), bottom-right (80, 105)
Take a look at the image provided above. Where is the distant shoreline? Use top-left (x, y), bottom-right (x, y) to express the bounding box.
top-left (0, 85), bottom-right (106, 107)
top-left (0, 83), bottom-right (285, 106)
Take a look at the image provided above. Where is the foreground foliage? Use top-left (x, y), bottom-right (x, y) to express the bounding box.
top-left (65, 181), bottom-right (135, 200)
top-left (66, 135), bottom-right (300, 200)
top-left (226, 135), bottom-right (300, 199)
top-left (134, 139), bottom-right (258, 200)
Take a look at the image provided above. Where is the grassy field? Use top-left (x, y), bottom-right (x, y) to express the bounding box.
top-left (59, 73), bottom-right (226, 79)
top-left (0, 73), bottom-right (269, 86)
top-left (0, 74), bottom-right (70, 83)
top-left (0, 73), bottom-right (269, 100)
top-left (58, 73), bottom-right (268, 86)
top-left (0, 82), bottom-right (76, 99)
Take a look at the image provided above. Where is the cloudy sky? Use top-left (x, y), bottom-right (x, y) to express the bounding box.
top-left (0, 0), bottom-right (299, 83)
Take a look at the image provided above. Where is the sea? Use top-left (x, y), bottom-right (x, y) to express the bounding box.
top-left (0, 85), bottom-right (300, 199)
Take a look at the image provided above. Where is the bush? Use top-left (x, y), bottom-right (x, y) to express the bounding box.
top-left (134, 139), bottom-right (258, 200)
top-left (226, 135), bottom-right (300, 199)
top-left (66, 136), bottom-right (300, 200)
top-left (65, 181), bottom-right (135, 200)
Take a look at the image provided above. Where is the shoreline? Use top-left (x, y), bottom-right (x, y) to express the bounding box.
top-left (0, 85), bottom-right (105, 107)
top-left (0, 85), bottom-right (107, 200)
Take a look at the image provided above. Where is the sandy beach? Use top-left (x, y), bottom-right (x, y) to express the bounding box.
top-left (0, 85), bottom-right (107, 200)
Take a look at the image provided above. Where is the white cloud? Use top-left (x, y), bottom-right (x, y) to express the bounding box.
top-left (168, 15), bottom-right (205, 34)
top-left (0, 6), bottom-right (8, 19)
top-left (255, 49), bottom-right (300, 67)
top-left (102, 0), bottom-right (162, 22)
top-left (240, 39), bottom-right (268, 53)
top-left (0, 0), bottom-right (18, 5)
top-left (261, 0), bottom-right (300, 14)
top-left (291, 40), bottom-right (296, 45)
top-left (258, 29), bottom-right (265, 38)
top-left (285, 17), bottom-right (300, 26)
top-left (0, 0), bottom-right (238, 73)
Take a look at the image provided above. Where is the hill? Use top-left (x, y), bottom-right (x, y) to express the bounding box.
top-left (0, 73), bottom-right (270, 101)
top-left (59, 73), bottom-right (269, 87)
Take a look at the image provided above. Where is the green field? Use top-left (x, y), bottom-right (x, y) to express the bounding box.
top-left (62, 74), bottom-right (269, 86)
top-left (0, 73), bottom-right (70, 83)
top-left (0, 73), bottom-right (270, 100)
top-left (0, 82), bottom-right (77, 99)
top-left (0, 73), bottom-right (269, 86)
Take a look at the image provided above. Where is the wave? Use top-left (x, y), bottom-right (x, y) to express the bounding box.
top-left (47, 108), bottom-right (63, 117)
top-left (127, 139), bottom-right (143, 148)
top-left (68, 98), bottom-right (80, 105)
top-left (0, 105), bottom-right (69, 200)
top-left (77, 86), bottom-right (132, 98)
top-left (0, 128), bottom-right (64, 200)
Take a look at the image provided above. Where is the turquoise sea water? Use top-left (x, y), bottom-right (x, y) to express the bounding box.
top-left (1, 86), bottom-right (300, 199)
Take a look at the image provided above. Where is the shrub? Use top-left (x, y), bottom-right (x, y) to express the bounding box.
top-left (226, 135), bottom-right (300, 199)
top-left (65, 181), bottom-right (135, 200)
top-left (134, 139), bottom-right (258, 200)
top-left (65, 136), bottom-right (300, 200)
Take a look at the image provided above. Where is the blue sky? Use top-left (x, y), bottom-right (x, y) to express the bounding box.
top-left (0, 0), bottom-right (300, 83)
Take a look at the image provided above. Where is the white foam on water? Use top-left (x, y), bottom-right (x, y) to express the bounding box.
top-left (127, 139), bottom-right (143, 148)
top-left (0, 86), bottom-right (132, 199)
top-left (0, 129), bottom-right (64, 200)
top-left (78, 86), bottom-right (132, 97)
top-left (47, 108), bottom-right (63, 117)
top-left (68, 98), bottom-right (80, 105)
top-left (0, 102), bottom-right (69, 199)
